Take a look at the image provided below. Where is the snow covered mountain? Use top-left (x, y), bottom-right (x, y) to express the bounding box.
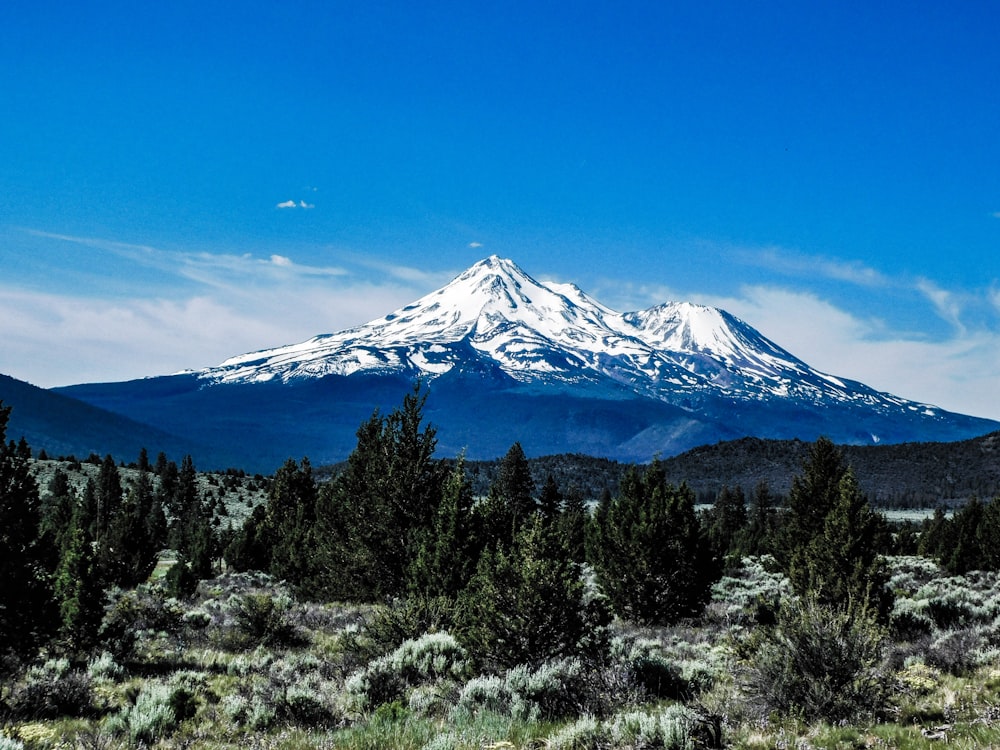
top-left (198, 256), bottom-right (940, 420)
top-left (56, 256), bottom-right (999, 470)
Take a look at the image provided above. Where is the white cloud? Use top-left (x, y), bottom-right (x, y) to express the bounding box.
top-left (469, 242), bottom-right (483, 248)
top-left (269, 254), bottom-right (293, 267)
top-left (0, 274), bottom-right (426, 388)
top-left (751, 246), bottom-right (890, 288)
top-left (276, 200), bottom-right (297, 209)
top-left (916, 278), bottom-right (966, 333)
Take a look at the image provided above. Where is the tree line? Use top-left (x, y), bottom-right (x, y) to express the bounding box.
top-left (3, 387), bottom-right (997, 674)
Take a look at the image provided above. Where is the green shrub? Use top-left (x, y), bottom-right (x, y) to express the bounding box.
top-left (282, 684), bottom-right (335, 727)
top-left (359, 596), bottom-right (459, 658)
top-left (748, 595), bottom-right (890, 723)
top-left (545, 705), bottom-right (709, 750)
top-left (8, 659), bottom-right (94, 719)
top-left (609, 636), bottom-right (684, 700)
top-left (505, 657), bottom-right (586, 720)
top-left (182, 609), bottom-right (212, 629)
top-left (925, 627), bottom-right (988, 675)
top-left (886, 555), bottom-right (943, 594)
top-left (225, 645), bottom-right (275, 676)
top-left (0, 737), bottom-right (25, 750)
top-left (546, 715), bottom-right (605, 750)
top-left (346, 631), bottom-right (470, 711)
top-left (453, 674), bottom-right (512, 716)
top-left (87, 651), bottom-right (125, 681)
top-left (100, 585), bottom-right (184, 661)
top-left (227, 592), bottom-right (302, 648)
top-left (710, 555), bottom-right (791, 627)
top-left (607, 704), bottom-right (699, 750)
top-left (105, 683), bottom-right (181, 745)
top-left (889, 597), bottom-right (935, 640)
top-left (454, 658), bottom-right (593, 722)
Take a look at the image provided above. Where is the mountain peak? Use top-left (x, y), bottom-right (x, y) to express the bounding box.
top-left (54, 255), bottom-right (1000, 468)
top-left (198, 257), bottom-right (950, 425)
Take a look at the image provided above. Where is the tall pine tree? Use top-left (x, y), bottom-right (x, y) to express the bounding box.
top-left (312, 384), bottom-right (445, 601)
top-left (0, 403), bottom-right (56, 667)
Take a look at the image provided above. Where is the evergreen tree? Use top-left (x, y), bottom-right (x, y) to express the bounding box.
top-left (101, 469), bottom-right (159, 587)
top-left (225, 504), bottom-right (272, 573)
top-left (917, 506), bottom-right (952, 561)
top-left (978, 498), bottom-right (1000, 571)
top-left (539, 473), bottom-right (562, 526)
top-left (93, 454), bottom-right (123, 545)
top-left (705, 485), bottom-right (748, 565)
top-left (53, 515), bottom-right (104, 653)
top-left (557, 487), bottom-right (588, 564)
top-left (738, 481), bottom-right (778, 557)
top-left (590, 461), bottom-right (716, 625)
top-left (263, 457), bottom-right (317, 586)
top-left (409, 454), bottom-right (477, 597)
top-left (458, 513), bottom-right (607, 669)
top-left (802, 469), bottom-right (891, 615)
top-left (0, 403), bottom-right (56, 667)
top-left (478, 442), bottom-right (536, 550)
top-left (39, 468), bottom-right (77, 570)
top-left (784, 437), bottom-right (849, 593)
top-left (930, 496), bottom-right (1000, 574)
top-left (312, 384), bottom-right (445, 600)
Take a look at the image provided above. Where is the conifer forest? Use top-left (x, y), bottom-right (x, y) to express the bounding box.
top-left (4, 387), bottom-right (1000, 749)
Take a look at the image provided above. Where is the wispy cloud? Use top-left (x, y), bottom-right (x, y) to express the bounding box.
top-left (469, 242), bottom-right (483, 248)
top-left (750, 245), bottom-right (891, 288)
top-left (916, 278), bottom-right (966, 334)
top-left (276, 199), bottom-right (315, 209)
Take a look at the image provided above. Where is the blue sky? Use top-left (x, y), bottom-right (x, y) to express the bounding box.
top-left (2, 1), bottom-right (999, 420)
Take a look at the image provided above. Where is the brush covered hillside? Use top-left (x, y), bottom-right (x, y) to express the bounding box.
top-left (8, 390), bottom-right (1000, 749)
top-left (457, 431), bottom-right (1000, 509)
top-left (657, 431), bottom-right (1000, 506)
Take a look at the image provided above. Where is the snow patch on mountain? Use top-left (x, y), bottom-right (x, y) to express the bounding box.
top-left (199, 255), bottom-right (944, 420)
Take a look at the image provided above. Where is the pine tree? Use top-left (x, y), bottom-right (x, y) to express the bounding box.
top-left (53, 515), bottom-right (104, 653)
top-left (312, 384), bottom-right (445, 601)
top-left (94, 454), bottom-right (123, 546)
top-left (590, 461), bottom-right (716, 625)
top-left (478, 442), bottom-right (536, 550)
top-left (557, 487), bottom-right (588, 563)
top-left (738, 481), bottom-right (778, 557)
top-left (409, 454), bottom-right (477, 597)
top-left (705, 485), bottom-right (748, 565)
top-left (458, 513), bottom-right (606, 669)
top-left (102, 469), bottom-right (159, 587)
top-left (784, 437), bottom-right (849, 592)
top-left (803, 469), bottom-right (891, 614)
top-left (263, 457), bottom-right (317, 586)
top-left (224, 504), bottom-right (272, 572)
top-left (0, 403), bottom-right (56, 667)
top-left (539, 473), bottom-right (562, 526)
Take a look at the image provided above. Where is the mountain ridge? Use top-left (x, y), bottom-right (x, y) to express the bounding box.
top-left (45, 256), bottom-right (998, 472)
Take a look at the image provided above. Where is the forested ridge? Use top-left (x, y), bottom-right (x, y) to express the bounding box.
top-left (5, 388), bottom-right (1000, 749)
